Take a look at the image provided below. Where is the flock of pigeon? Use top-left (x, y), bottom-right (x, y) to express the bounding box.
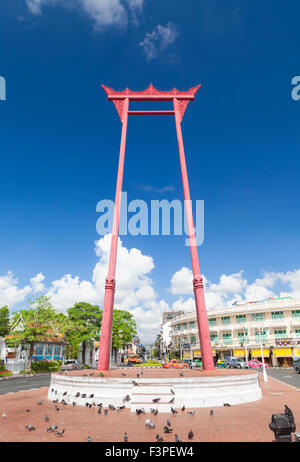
top-left (1, 369), bottom-right (232, 442)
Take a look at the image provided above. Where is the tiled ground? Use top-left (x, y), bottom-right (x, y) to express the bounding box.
top-left (0, 373), bottom-right (299, 442)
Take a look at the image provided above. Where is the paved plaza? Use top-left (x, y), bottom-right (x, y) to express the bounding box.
top-left (1, 371), bottom-right (300, 442)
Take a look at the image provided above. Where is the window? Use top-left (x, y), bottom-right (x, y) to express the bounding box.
top-left (274, 330), bottom-right (287, 339)
top-left (209, 318), bottom-right (217, 326)
top-left (35, 344), bottom-right (43, 355)
top-left (238, 331), bottom-right (249, 342)
top-left (177, 325), bottom-right (181, 331)
top-left (223, 333), bottom-right (232, 344)
top-left (272, 311), bottom-right (284, 320)
top-left (189, 322), bottom-right (195, 329)
top-left (221, 317), bottom-right (231, 325)
top-left (44, 344), bottom-right (53, 355)
top-left (190, 336), bottom-right (196, 345)
top-left (292, 310), bottom-right (300, 319)
top-left (236, 315), bottom-right (246, 323)
top-left (182, 323), bottom-right (187, 330)
top-left (210, 334), bottom-right (218, 344)
top-left (54, 344), bottom-right (61, 356)
top-left (252, 312), bottom-right (265, 322)
top-left (255, 330), bottom-right (268, 341)
top-left (295, 330), bottom-right (300, 337)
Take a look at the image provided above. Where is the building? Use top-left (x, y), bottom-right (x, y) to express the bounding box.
top-left (169, 297), bottom-right (300, 367)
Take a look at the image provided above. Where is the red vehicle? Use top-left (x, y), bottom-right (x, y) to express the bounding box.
top-left (248, 360), bottom-right (269, 368)
top-left (163, 359), bottom-right (189, 369)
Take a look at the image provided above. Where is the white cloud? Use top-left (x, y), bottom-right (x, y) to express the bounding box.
top-left (139, 22), bottom-right (179, 60)
top-left (30, 272), bottom-right (46, 293)
top-left (0, 271), bottom-right (32, 307)
top-left (25, 0), bottom-right (144, 31)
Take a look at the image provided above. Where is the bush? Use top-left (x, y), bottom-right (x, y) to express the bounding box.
top-left (0, 370), bottom-right (13, 377)
top-left (31, 360), bottom-right (61, 373)
top-left (133, 360), bottom-right (162, 367)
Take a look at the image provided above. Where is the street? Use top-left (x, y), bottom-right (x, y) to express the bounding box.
top-left (0, 375), bottom-right (51, 395)
top-left (258, 368), bottom-right (300, 389)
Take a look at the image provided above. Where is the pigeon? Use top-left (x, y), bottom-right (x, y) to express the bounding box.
top-left (121, 373), bottom-right (126, 377)
top-left (170, 389), bottom-right (175, 395)
top-left (89, 373), bottom-right (94, 376)
top-left (169, 397), bottom-right (175, 404)
top-left (44, 416), bottom-right (50, 422)
top-left (153, 409), bottom-right (158, 416)
top-left (47, 425), bottom-right (58, 432)
top-left (53, 399), bottom-right (59, 403)
top-left (181, 405), bottom-right (185, 412)
top-left (75, 392), bottom-right (80, 398)
top-left (54, 406), bottom-right (60, 411)
top-left (89, 394), bottom-right (94, 398)
top-left (132, 381), bottom-right (139, 386)
top-left (86, 436), bottom-right (93, 442)
top-left (188, 430), bottom-right (194, 439)
top-left (63, 392), bottom-right (67, 396)
top-left (175, 434), bottom-right (182, 442)
top-left (97, 407), bottom-right (102, 414)
top-left (124, 432), bottom-right (128, 442)
top-left (171, 407), bottom-right (178, 414)
top-left (152, 398), bottom-right (160, 403)
top-left (81, 394), bottom-right (86, 398)
top-left (187, 410), bottom-right (195, 415)
top-left (56, 429), bottom-right (65, 436)
top-left (141, 368), bottom-right (144, 375)
top-left (210, 410), bottom-right (214, 416)
top-left (1, 412), bottom-right (6, 419)
top-left (123, 395), bottom-right (130, 402)
top-left (137, 373), bottom-right (139, 378)
top-left (179, 371), bottom-right (184, 377)
top-left (37, 400), bottom-right (43, 405)
top-left (136, 409), bottom-right (143, 415)
top-left (163, 426), bottom-right (173, 433)
top-left (145, 419), bottom-right (155, 429)
top-left (26, 425), bottom-right (36, 431)
top-left (85, 403), bottom-right (89, 407)
top-left (51, 388), bottom-right (54, 392)
top-left (97, 403), bottom-right (103, 408)
top-left (26, 409), bottom-right (30, 413)
top-left (88, 404), bottom-right (92, 408)
top-left (72, 402), bottom-right (76, 406)
top-left (55, 390), bottom-right (57, 395)
top-left (104, 410), bottom-right (108, 415)
top-left (223, 403), bottom-right (231, 407)
top-left (108, 405), bottom-right (115, 410)
top-left (167, 419), bottom-right (171, 427)
top-left (117, 406), bottom-right (125, 411)
top-left (156, 434), bottom-right (164, 442)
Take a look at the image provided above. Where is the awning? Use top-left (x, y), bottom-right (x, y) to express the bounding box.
top-left (234, 349), bottom-right (248, 357)
top-left (293, 348), bottom-right (300, 356)
top-left (272, 348), bottom-right (292, 357)
top-left (251, 349), bottom-right (270, 357)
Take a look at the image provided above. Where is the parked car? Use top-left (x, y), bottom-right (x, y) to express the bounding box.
top-left (61, 359), bottom-right (84, 371)
top-left (293, 357), bottom-right (300, 374)
top-left (182, 359), bottom-right (197, 368)
top-left (163, 359), bottom-right (189, 369)
top-left (227, 357), bottom-right (249, 369)
top-left (194, 359), bottom-right (202, 368)
top-left (248, 360), bottom-right (269, 369)
top-left (216, 359), bottom-right (227, 368)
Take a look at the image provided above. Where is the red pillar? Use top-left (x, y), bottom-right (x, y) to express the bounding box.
top-left (174, 97), bottom-right (214, 371)
top-left (97, 97), bottom-right (129, 371)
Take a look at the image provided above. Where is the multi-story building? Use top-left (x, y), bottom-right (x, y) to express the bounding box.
top-left (168, 297), bottom-right (300, 367)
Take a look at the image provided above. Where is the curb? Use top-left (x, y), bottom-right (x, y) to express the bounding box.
top-left (0, 372), bottom-right (51, 381)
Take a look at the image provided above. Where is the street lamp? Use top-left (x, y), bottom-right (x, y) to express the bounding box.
top-left (257, 326), bottom-right (268, 382)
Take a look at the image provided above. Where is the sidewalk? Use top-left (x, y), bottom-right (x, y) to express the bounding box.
top-left (0, 372), bottom-right (50, 381)
top-left (0, 374), bottom-right (299, 442)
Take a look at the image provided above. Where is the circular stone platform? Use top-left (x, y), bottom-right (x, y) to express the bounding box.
top-left (48, 368), bottom-right (262, 412)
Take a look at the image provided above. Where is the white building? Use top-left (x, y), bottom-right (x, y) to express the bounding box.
top-left (168, 297), bottom-right (300, 367)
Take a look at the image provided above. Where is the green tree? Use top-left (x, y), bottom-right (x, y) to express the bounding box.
top-left (0, 306), bottom-right (10, 337)
top-left (111, 309), bottom-right (137, 351)
top-left (67, 302), bottom-right (102, 365)
top-left (9, 296), bottom-right (59, 371)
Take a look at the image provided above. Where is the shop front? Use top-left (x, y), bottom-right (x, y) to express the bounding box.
top-left (233, 348), bottom-right (249, 359)
top-left (250, 348), bottom-right (271, 365)
top-left (272, 347), bottom-right (293, 367)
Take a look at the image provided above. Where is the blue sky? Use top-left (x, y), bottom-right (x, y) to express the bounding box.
top-left (1, 1), bottom-right (300, 342)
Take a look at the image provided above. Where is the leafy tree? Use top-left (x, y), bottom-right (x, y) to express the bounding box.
top-left (9, 296), bottom-right (59, 370)
top-left (0, 306), bottom-right (10, 337)
top-left (67, 302), bottom-right (102, 365)
top-left (111, 309), bottom-right (137, 351)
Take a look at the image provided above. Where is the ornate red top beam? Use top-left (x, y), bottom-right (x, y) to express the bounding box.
top-left (101, 83), bottom-right (201, 122)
